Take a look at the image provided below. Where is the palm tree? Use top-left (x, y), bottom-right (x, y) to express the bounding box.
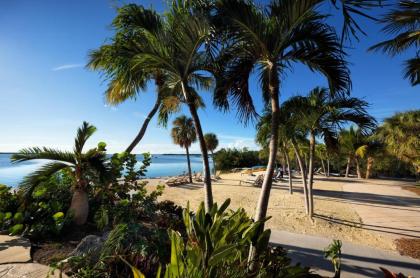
top-left (11, 122), bottom-right (108, 225)
top-left (369, 1), bottom-right (420, 86)
top-left (376, 110), bottom-right (420, 180)
top-left (214, 0), bottom-right (351, 240)
top-left (128, 2), bottom-right (215, 211)
top-left (339, 127), bottom-right (368, 178)
top-left (171, 115), bottom-right (197, 183)
top-left (286, 87), bottom-right (375, 217)
top-left (354, 138), bottom-right (384, 179)
top-left (88, 4), bottom-right (180, 154)
top-left (315, 144), bottom-right (329, 177)
top-left (204, 133), bottom-right (219, 175)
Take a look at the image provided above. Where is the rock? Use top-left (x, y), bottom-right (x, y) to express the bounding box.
top-left (0, 263), bottom-right (68, 278)
top-left (0, 235), bottom-right (31, 264)
top-left (68, 234), bottom-right (106, 264)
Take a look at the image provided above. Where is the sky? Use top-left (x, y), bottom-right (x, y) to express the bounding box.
top-left (0, 0), bottom-right (419, 154)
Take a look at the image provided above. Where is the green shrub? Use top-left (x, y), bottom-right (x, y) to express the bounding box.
top-left (13, 212), bottom-right (24, 223)
top-left (9, 224), bottom-right (24, 235)
top-left (214, 148), bottom-right (267, 170)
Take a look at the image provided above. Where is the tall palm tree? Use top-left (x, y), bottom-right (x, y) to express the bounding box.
top-left (376, 110), bottom-right (420, 180)
top-left (339, 126), bottom-right (367, 178)
top-left (354, 138), bottom-right (384, 179)
top-left (88, 4), bottom-right (180, 154)
top-left (128, 2), bottom-right (215, 211)
top-left (369, 1), bottom-right (420, 86)
top-left (214, 0), bottom-right (351, 240)
top-left (171, 115), bottom-right (197, 183)
top-left (11, 122), bottom-right (108, 225)
top-left (204, 133), bottom-right (219, 174)
top-left (286, 87), bottom-right (375, 217)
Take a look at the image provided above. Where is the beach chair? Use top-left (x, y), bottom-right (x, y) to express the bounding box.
top-left (211, 170), bottom-right (221, 181)
top-left (273, 170), bottom-right (284, 182)
top-left (194, 172), bottom-right (203, 182)
top-left (239, 174), bottom-right (264, 187)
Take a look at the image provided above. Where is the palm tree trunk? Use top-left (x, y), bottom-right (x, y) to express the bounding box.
top-left (345, 155), bottom-right (352, 177)
top-left (308, 132), bottom-right (316, 218)
top-left (321, 159), bottom-right (326, 177)
top-left (249, 68), bottom-right (280, 264)
top-left (355, 157), bottom-right (362, 179)
top-left (292, 141), bottom-right (309, 214)
top-left (186, 146), bottom-right (192, 183)
top-left (284, 150), bottom-right (292, 194)
top-left (69, 188), bottom-right (89, 225)
top-left (181, 82), bottom-right (213, 211)
top-left (125, 93), bottom-right (161, 154)
top-left (327, 159), bottom-right (330, 177)
top-left (365, 156), bottom-right (374, 179)
top-left (211, 151), bottom-right (216, 175)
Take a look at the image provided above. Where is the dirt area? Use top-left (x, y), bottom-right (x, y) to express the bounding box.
top-left (395, 238), bottom-right (420, 260)
top-left (404, 185), bottom-right (420, 196)
top-left (145, 173), bottom-right (397, 251)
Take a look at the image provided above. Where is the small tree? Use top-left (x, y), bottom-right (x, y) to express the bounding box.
top-left (204, 133), bottom-right (219, 174)
top-left (171, 115), bottom-right (197, 183)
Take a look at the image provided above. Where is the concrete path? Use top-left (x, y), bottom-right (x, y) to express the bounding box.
top-left (340, 180), bottom-right (420, 239)
top-left (270, 230), bottom-right (420, 277)
top-left (0, 235), bottom-right (31, 264)
top-left (0, 263), bottom-right (65, 278)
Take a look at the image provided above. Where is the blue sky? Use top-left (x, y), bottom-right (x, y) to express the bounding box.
top-left (0, 0), bottom-right (418, 154)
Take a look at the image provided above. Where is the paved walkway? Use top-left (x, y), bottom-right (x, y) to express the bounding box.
top-left (270, 230), bottom-right (420, 277)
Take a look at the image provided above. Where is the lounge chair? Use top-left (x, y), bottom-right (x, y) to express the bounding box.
top-left (194, 172), bottom-right (203, 182)
top-left (273, 170), bottom-right (284, 182)
top-left (211, 170), bottom-right (221, 181)
top-left (239, 174), bottom-right (264, 187)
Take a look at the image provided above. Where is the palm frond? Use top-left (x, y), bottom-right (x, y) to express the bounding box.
top-left (11, 147), bottom-right (75, 164)
top-left (404, 57), bottom-right (420, 86)
top-left (74, 122), bottom-right (97, 155)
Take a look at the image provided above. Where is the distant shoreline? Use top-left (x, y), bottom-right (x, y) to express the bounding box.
top-left (0, 152), bottom-right (203, 156)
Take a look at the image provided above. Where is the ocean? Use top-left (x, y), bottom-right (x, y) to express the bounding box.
top-left (0, 153), bottom-right (212, 187)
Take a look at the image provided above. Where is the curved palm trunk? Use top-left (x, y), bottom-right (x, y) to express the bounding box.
top-left (125, 94), bottom-right (161, 153)
top-left (249, 68), bottom-right (280, 264)
top-left (307, 132), bottom-right (316, 218)
top-left (365, 156), bottom-right (374, 179)
top-left (292, 141), bottom-right (309, 214)
top-left (181, 82), bottom-right (213, 211)
top-left (355, 157), bottom-right (362, 179)
top-left (327, 159), bottom-right (330, 177)
top-left (69, 188), bottom-right (89, 225)
top-left (321, 159), bottom-right (327, 177)
top-left (186, 146), bottom-right (192, 183)
top-left (345, 155), bottom-right (352, 177)
top-left (284, 150), bottom-right (292, 194)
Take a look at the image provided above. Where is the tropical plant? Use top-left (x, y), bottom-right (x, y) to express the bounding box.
top-left (324, 239), bottom-right (342, 278)
top-left (88, 4), bottom-right (179, 153)
top-left (204, 133), bottom-right (219, 174)
top-left (354, 137), bottom-right (384, 179)
top-left (369, 1), bottom-right (420, 86)
top-left (11, 122), bottom-right (108, 225)
top-left (171, 115), bottom-right (197, 183)
top-left (375, 110), bottom-right (420, 180)
top-left (315, 144), bottom-right (330, 177)
top-left (285, 87), bottom-right (375, 217)
top-left (214, 148), bottom-right (266, 171)
top-left (213, 2), bottom-right (351, 258)
top-left (339, 127), bottom-right (368, 178)
top-left (124, 1), bottom-right (215, 211)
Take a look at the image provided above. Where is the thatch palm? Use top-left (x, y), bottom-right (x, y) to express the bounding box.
top-left (11, 122), bottom-right (108, 225)
top-left (214, 0), bottom-right (351, 235)
top-left (171, 116), bottom-right (197, 183)
top-left (204, 133), bottom-right (219, 174)
top-left (376, 110), bottom-right (420, 179)
top-left (88, 4), bottom-right (179, 153)
top-left (286, 87), bottom-right (375, 217)
top-left (129, 3), bottom-right (215, 210)
top-left (369, 1), bottom-right (420, 86)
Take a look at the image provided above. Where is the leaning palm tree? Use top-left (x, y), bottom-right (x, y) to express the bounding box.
top-left (171, 116), bottom-right (197, 183)
top-left (88, 4), bottom-right (180, 153)
top-left (11, 122), bottom-right (108, 225)
top-left (129, 3), bottom-right (215, 210)
top-left (355, 137), bottom-right (384, 179)
top-left (215, 0), bottom-right (351, 235)
top-left (204, 133), bottom-right (219, 174)
top-left (286, 87), bottom-right (376, 218)
top-left (369, 1), bottom-right (420, 86)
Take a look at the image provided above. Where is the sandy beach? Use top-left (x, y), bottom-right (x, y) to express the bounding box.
top-left (145, 172), bottom-right (420, 252)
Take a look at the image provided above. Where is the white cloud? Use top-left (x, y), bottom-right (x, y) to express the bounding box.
top-left (52, 63), bottom-right (83, 71)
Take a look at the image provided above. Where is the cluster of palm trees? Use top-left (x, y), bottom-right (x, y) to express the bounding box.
top-left (85, 0), bottom-right (418, 260)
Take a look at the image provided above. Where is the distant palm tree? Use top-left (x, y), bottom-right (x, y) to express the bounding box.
top-left (354, 138), bottom-right (384, 179)
top-left (171, 116), bottom-right (197, 183)
top-left (204, 133), bottom-right (219, 174)
top-left (88, 4), bottom-right (179, 153)
top-left (11, 122), bottom-right (108, 225)
top-left (369, 1), bottom-right (420, 86)
top-left (214, 0), bottom-right (351, 241)
top-left (376, 110), bottom-right (420, 180)
top-left (285, 87), bottom-right (375, 217)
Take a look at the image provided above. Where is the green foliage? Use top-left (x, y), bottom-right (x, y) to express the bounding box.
top-left (214, 148), bottom-right (266, 170)
top-left (9, 224), bottom-right (24, 235)
top-left (0, 184), bottom-right (19, 212)
top-left (324, 240), bottom-right (342, 278)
